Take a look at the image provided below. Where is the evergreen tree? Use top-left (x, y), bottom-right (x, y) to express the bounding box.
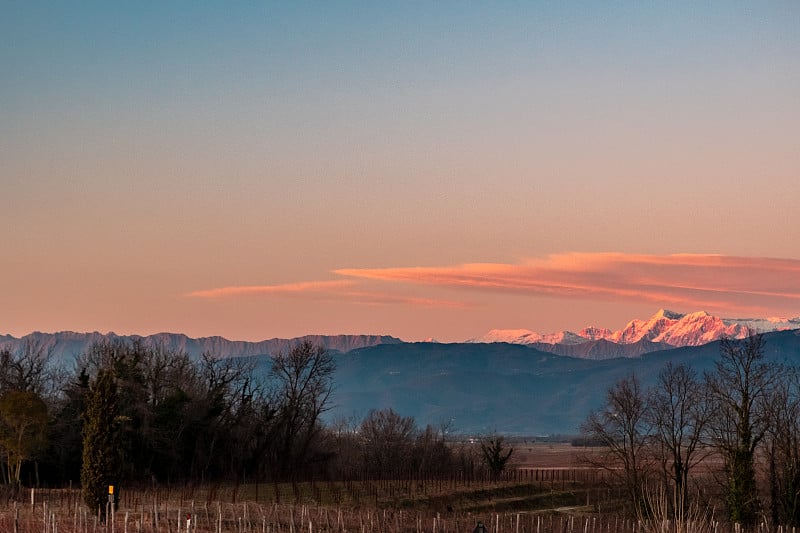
top-left (481, 435), bottom-right (513, 481)
top-left (81, 369), bottom-right (119, 520)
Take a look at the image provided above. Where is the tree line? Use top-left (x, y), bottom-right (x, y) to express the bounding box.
top-left (581, 332), bottom-right (800, 528)
top-left (0, 339), bottom-right (500, 515)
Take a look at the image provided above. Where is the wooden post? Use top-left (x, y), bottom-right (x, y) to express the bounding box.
top-left (109, 485), bottom-right (115, 533)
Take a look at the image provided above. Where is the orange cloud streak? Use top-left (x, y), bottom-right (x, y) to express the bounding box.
top-left (187, 280), bottom-right (467, 308)
top-left (334, 253), bottom-right (800, 315)
top-left (186, 254), bottom-right (800, 315)
top-left (187, 280), bottom-right (355, 298)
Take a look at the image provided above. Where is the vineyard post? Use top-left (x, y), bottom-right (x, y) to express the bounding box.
top-left (108, 485), bottom-right (116, 533)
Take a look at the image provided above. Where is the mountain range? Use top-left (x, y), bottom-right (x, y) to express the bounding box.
top-left (470, 309), bottom-right (800, 359)
top-left (3, 310), bottom-right (800, 434)
top-left (3, 310), bottom-right (798, 362)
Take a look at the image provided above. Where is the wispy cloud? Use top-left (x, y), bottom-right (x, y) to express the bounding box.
top-left (186, 253), bottom-right (800, 315)
top-left (334, 253), bottom-right (800, 315)
top-left (187, 280), bottom-right (355, 299)
top-left (187, 280), bottom-right (466, 308)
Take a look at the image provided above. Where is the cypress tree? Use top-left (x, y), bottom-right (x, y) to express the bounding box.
top-left (81, 369), bottom-right (119, 520)
top-left (481, 436), bottom-right (514, 481)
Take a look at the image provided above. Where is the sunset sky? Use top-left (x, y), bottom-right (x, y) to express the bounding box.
top-left (2, 2), bottom-right (799, 342)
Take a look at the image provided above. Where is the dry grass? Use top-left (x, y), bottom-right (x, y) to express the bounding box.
top-left (0, 445), bottom-right (773, 533)
top-left (0, 499), bottom-right (775, 533)
top-left (0, 480), bottom-right (777, 533)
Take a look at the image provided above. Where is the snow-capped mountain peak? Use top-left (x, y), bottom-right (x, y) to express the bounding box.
top-left (470, 309), bottom-right (800, 348)
top-left (656, 308), bottom-right (685, 320)
top-left (610, 309), bottom-right (684, 344)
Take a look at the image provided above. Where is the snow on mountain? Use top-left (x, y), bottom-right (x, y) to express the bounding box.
top-left (653, 311), bottom-right (739, 346)
top-left (725, 316), bottom-right (800, 332)
top-left (611, 308), bottom-right (684, 344)
top-left (471, 309), bottom-right (800, 348)
top-left (469, 329), bottom-right (586, 345)
top-left (578, 326), bottom-right (614, 341)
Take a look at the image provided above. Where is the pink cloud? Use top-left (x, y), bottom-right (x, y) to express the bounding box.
top-left (186, 280), bottom-right (355, 299)
top-left (334, 253), bottom-right (800, 315)
top-left (186, 253), bottom-right (800, 315)
top-left (187, 280), bottom-right (466, 308)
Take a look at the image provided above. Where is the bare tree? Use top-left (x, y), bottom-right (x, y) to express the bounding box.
top-left (359, 408), bottom-right (416, 479)
top-left (705, 332), bottom-right (778, 526)
top-left (646, 362), bottom-right (710, 515)
top-left (192, 351), bottom-right (261, 481)
top-left (764, 367), bottom-right (800, 527)
top-left (413, 423), bottom-right (454, 478)
top-left (581, 374), bottom-right (652, 510)
top-left (323, 415), bottom-right (362, 479)
top-left (271, 341), bottom-right (335, 479)
top-left (0, 339), bottom-right (54, 397)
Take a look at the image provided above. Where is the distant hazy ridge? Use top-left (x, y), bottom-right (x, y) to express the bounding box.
top-left (0, 331), bottom-right (402, 360)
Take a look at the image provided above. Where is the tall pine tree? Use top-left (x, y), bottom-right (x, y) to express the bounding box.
top-left (81, 369), bottom-right (119, 520)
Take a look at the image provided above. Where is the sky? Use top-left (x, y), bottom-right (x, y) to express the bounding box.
top-left (2, 2), bottom-right (799, 342)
